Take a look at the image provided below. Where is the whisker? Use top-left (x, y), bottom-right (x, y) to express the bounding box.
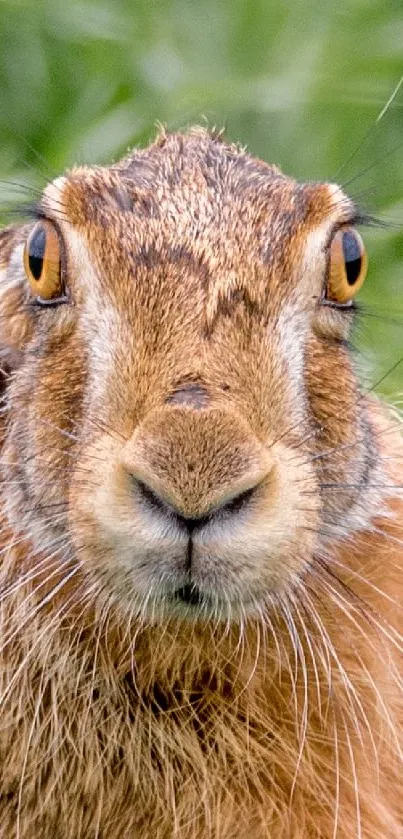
top-left (334, 74), bottom-right (403, 181)
top-left (0, 567), bottom-right (80, 709)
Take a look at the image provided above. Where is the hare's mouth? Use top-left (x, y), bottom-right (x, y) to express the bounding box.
top-left (173, 583), bottom-right (205, 607)
top-left (163, 579), bottom-right (248, 621)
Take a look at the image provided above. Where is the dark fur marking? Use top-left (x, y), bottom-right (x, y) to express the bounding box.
top-left (166, 383), bottom-right (210, 410)
top-left (206, 285), bottom-right (261, 337)
top-left (110, 186), bottom-right (134, 213)
top-left (131, 243), bottom-right (212, 288)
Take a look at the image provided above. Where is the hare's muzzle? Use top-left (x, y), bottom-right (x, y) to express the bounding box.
top-left (70, 405), bottom-right (319, 620)
top-left (132, 477), bottom-right (257, 536)
top-left (122, 407), bottom-right (271, 525)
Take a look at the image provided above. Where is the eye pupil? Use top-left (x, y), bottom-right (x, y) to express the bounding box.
top-left (28, 226), bottom-right (46, 281)
top-left (342, 230), bottom-right (362, 286)
top-left (28, 254), bottom-right (43, 281)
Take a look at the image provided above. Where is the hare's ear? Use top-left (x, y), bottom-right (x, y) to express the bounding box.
top-left (0, 225), bottom-right (33, 370)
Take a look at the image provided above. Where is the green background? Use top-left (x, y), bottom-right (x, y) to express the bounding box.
top-left (0, 0), bottom-right (402, 396)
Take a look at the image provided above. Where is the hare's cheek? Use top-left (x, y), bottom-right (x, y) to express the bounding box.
top-left (190, 446), bottom-right (320, 600)
top-left (0, 283), bottom-right (33, 367)
top-left (68, 435), bottom-right (189, 605)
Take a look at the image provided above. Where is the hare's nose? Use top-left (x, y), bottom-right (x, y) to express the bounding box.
top-left (133, 476), bottom-right (257, 533)
top-left (121, 406), bottom-right (273, 524)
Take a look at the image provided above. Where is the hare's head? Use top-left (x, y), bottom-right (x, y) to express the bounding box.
top-left (0, 128), bottom-right (375, 622)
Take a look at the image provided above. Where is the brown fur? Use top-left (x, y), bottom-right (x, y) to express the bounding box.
top-left (0, 128), bottom-right (402, 837)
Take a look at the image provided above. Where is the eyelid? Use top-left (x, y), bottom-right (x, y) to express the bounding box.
top-left (31, 203), bottom-right (54, 223)
top-left (329, 210), bottom-right (379, 240)
top-left (324, 214), bottom-right (364, 260)
top-left (346, 210), bottom-right (374, 227)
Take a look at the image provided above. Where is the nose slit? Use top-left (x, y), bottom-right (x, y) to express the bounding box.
top-left (166, 383), bottom-right (210, 410)
top-left (177, 512), bottom-right (211, 532)
top-left (134, 478), bottom-right (256, 531)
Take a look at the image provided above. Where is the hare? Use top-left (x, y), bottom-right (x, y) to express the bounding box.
top-left (0, 127), bottom-right (402, 839)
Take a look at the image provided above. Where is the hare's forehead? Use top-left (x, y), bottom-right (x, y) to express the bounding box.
top-left (42, 169), bottom-right (352, 291)
top-left (44, 162), bottom-right (349, 223)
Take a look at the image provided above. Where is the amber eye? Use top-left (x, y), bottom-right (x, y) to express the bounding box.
top-left (23, 221), bottom-right (64, 302)
top-left (326, 227), bottom-right (368, 304)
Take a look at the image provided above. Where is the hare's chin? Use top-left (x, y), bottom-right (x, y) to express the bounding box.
top-left (114, 575), bottom-right (276, 623)
top-left (152, 588), bottom-right (262, 623)
top-left (76, 524), bottom-right (314, 624)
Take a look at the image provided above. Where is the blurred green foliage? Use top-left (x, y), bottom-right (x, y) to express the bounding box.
top-left (0, 0), bottom-right (402, 395)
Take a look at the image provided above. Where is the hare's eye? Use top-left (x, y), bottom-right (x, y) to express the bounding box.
top-left (326, 227), bottom-right (368, 305)
top-left (23, 221), bottom-right (64, 303)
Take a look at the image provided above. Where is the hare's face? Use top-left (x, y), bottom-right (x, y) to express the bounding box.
top-left (0, 130), bottom-right (379, 621)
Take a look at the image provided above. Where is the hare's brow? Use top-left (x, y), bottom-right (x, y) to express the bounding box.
top-left (21, 198), bottom-right (381, 232)
top-left (24, 199), bottom-right (70, 226)
top-left (31, 203), bottom-right (50, 220)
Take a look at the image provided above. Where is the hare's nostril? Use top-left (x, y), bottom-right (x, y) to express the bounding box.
top-left (134, 479), bottom-right (165, 515)
top-left (220, 485), bottom-right (256, 516)
top-left (133, 478), bottom-right (257, 532)
top-left (134, 478), bottom-right (211, 531)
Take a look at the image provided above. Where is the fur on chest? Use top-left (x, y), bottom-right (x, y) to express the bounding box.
top-left (1, 587), bottom-right (402, 839)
